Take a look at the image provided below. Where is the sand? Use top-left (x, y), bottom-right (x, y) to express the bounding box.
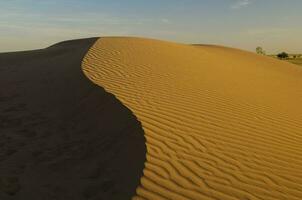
top-left (82, 37), bottom-right (302, 200)
top-left (0, 38), bottom-right (146, 200)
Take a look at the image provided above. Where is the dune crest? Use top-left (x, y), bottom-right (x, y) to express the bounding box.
top-left (83, 37), bottom-right (302, 200)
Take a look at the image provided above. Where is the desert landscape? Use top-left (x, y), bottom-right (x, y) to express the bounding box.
top-left (1, 1), bottom-right (302, 200)
top-left (1, 36), bottom-right (302, 200)
top-left (82, 37), bottom-right (302, 199)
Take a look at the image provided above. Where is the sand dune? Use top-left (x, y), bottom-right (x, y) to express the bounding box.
top-left (83, 37), bottom-right (302, 200)
top-left (0, 38), bottom-right (146, 200)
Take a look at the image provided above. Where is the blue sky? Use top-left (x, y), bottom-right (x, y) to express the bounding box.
top-left (1, 0), bottom-right (302, 53)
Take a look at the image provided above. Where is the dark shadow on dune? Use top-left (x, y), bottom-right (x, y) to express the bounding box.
top-left (0, 38), bottom-right (146, 200)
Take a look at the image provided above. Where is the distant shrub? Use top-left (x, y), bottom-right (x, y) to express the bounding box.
top-left (256, 47), bottom-right (266, 55)
top-left (277, 52), bottom-right (289, 60)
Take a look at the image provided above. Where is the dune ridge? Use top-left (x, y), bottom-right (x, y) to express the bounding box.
top-left (82, 37), bottom-right (302, 200)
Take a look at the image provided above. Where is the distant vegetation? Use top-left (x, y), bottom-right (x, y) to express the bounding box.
top-left (256, 47), bottom-right (302, 66)
top-left (256, 47), bottom-right (266, 55)
top-left (277, 52), bottom-right (289, 60)
top-left (286, 56), bottom-right (302, 66)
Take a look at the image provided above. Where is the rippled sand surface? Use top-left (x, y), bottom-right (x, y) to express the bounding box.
top-left (83, 37), bottom-right (302, 200)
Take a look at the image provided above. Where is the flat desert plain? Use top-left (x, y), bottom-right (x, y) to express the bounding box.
top-left (83, 37), bottom-right (302, 200)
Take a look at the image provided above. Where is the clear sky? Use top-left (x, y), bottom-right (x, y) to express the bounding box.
top-left (1, 0), bottom-right (302, 53)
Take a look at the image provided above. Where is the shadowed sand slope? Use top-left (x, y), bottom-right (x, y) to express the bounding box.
top-left (83, 37), bottom-right (302, 200)
top-left (0, 38), bottom-right (146, 200)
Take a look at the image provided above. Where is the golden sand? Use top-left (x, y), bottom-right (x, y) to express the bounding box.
top-left (82, 37), bottom-right (302, 200)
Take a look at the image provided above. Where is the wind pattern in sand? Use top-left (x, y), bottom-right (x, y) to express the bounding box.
top-left (82, 37), bottom-right (302, 200)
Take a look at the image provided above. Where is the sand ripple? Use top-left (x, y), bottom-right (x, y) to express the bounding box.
top-left (83, 37), bottom-right (302, 200)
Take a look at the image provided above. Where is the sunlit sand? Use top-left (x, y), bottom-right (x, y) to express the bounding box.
top-left (83, 37), bottom-right (302, 200)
